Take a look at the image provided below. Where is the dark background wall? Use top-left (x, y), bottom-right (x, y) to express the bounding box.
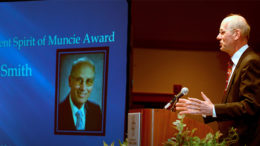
top-left (131, 0), bottom-right (260, 50)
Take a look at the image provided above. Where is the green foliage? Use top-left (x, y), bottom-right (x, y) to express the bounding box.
top-left (103, 141), bottom-right (114, 146)
top-left (119, 139), bottom-right (128, 146)
top-left (103, 139), bottom-right (128, 146)
top-left (164, 114), bottom-right (239, 146)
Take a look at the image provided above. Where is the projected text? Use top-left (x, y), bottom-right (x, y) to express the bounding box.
top-left (0, 64), bottom-right (32, 77)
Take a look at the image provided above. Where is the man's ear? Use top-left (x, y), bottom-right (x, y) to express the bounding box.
top-left (233, 29), bottom-right (241, 40)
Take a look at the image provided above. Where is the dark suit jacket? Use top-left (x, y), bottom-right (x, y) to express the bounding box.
top-left (204, 48), bottom-right (260, 145)
top-left (58, 95), bottom-right (102, 131)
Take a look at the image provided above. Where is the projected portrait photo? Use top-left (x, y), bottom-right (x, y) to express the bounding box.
top-left (55, 47), bottom-right (108, 135)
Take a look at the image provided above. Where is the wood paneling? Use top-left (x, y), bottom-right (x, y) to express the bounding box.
top-left (130, 109), bottom-right (213, 146)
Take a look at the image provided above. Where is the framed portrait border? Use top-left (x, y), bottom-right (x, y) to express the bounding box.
top-left (54, 47), bottom-right (109, 136)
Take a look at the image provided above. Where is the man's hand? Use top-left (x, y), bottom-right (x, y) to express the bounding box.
top-left (175, 92), bottom-right (214, 116)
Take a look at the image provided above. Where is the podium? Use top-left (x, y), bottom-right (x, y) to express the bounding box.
top-left (128, 109), bottom-right (213, 146)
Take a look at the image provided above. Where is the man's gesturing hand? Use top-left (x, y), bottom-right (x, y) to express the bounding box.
top-left (175, 92), bottom-right (214, 116)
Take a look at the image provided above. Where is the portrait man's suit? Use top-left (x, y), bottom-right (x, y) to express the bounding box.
top-left (204, 48), bottom-right (260, 145)
top-left (58, 95), bottom-right (102, 131)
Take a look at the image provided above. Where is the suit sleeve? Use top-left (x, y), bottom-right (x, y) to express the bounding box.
top-left (214, 59), bottom-right (260, 121)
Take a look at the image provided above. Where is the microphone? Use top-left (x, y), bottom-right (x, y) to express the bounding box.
top-left (164, 87), bottom-right (189, 109)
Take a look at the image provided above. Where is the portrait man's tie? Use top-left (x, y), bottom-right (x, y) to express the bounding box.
top-left (224, 60), bottom-right (233, 94)
top-left (76, 111), bottom-right (84, 130)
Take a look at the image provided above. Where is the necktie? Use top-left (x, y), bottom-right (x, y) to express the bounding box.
top-left (224, 60), bottom-right (233, 93)
top-left (76, 111), bottom-right (84, 130)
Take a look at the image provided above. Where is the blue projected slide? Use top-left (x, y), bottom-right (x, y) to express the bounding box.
top-left (0, 1), bottom-right (128, 145)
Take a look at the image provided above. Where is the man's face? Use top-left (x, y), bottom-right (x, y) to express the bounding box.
top-left (216, 20), bottom-right (235, 55)
top-left (69, 63), bottom-right (95, 108)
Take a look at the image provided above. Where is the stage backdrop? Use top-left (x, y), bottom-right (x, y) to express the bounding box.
top-left (0, 0), bottom-right (128, 145)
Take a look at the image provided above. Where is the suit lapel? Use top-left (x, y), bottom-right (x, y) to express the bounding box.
top-left (64, 96), bottom-right (77, 129)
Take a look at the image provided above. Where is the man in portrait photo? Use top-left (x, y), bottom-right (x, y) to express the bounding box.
top-left (58, 57), bottom-right (102, 131)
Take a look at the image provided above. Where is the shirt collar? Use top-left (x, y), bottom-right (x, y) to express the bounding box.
top-left (231, 44), bottom-right (249, 66)
top-left (69, 94), bottom-right (85, 115)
